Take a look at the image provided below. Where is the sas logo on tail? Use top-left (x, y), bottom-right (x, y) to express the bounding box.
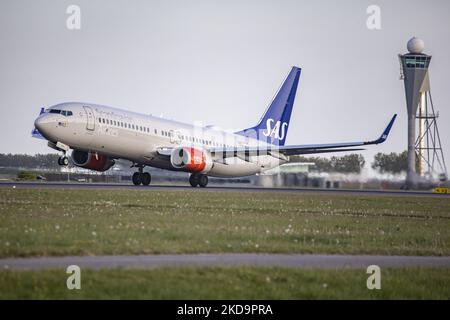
top-left (262, 119), bottom-right (288, 140)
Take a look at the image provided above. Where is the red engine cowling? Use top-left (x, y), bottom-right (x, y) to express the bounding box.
top-left (170, 147), bottom-right (213, 173)
top-left (71, 150), bottom-right (115, 172)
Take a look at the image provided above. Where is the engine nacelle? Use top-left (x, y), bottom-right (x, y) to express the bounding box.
top-left (71, 150), bottom-right (115, 172)
top-left (170, 147), bottom-right (213, 173)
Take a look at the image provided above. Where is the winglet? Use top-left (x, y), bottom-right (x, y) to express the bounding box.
top-left (365, 114), bottom-right (397, 145)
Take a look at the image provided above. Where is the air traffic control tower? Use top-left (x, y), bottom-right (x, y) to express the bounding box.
top-left (398, 37), bottom-right (447, 188)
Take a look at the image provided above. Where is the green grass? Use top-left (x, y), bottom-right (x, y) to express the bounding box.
top-left (0, 267), bottom-right (449, 299)
top-left (0, 188), bottom-right (449, 257)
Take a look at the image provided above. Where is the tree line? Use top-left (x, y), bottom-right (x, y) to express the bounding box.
top-left (0, 152), bottom-right (409, 174)
top-left (292, 151), bottom-right (408, 174)
top-left (0, 153), bottom-right (60, 169)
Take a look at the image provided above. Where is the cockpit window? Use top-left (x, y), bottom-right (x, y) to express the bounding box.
top-left (47, 109), bottom-right (73, 116)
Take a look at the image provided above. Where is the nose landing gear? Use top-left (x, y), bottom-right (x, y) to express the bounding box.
top-left (189, 173), bottom-right (208, 188)
top-left (57, 155), bottom-right (69, 166)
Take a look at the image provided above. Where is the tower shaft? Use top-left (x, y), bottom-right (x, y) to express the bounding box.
top-left (418, 92), bottom-right (426, 175)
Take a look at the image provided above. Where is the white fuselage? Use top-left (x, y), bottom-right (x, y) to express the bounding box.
top-left (35, 102), bottom-right (286, 177)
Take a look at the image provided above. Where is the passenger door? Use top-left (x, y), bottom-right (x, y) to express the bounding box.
top-left (83, 106), bottom-right (95, 131)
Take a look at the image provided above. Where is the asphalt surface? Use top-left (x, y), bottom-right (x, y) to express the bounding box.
top-left (1, 254), bottom-right (450, 270)
top-left (1, 181), bottom-right (448, 197)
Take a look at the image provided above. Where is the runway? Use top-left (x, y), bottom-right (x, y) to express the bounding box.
top-left (1, 254), bottom-right (450, 270)
top-left (0, 181), bottom-right (448, 197)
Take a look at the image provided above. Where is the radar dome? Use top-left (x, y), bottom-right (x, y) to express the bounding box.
top-left (407, 37), bottom-right (425, 54)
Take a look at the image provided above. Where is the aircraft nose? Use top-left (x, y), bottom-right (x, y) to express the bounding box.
top-left (34, 116), bottom-right (45, 132)
top-left (34, 115), bottom-right (52, 136)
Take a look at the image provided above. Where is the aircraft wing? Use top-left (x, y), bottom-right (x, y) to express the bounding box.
top-left (209, 114), bottom-right (397, 158)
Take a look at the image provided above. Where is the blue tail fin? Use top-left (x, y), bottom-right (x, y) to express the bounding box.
top-left (235, 66), bottom-right (301, 146)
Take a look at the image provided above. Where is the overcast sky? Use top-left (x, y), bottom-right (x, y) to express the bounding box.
top-left (1, 0), bottom-right (449, 169)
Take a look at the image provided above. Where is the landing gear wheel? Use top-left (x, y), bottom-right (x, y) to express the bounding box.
top-left (132, 172), bottom-right (142, 186)
top-left (189, 174), bottom-right (199, 187)
top-left (58, 156), bottom-right (69, 166)
top-left (141, 172), bottom-right (151, 186)
top-left (198, 174), bottom-right (208, 188)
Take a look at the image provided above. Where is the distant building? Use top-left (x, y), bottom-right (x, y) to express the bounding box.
top-left (256, 162), bottom-right (323, 187)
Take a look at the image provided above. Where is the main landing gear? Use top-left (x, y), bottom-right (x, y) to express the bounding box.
top-left (189, 173), bottom-right (208, 188)
top-left (132, 166), bottom-right (151, 186)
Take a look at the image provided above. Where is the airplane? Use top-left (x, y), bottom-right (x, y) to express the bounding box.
top-left (33, 66), bottom-right (397, 187)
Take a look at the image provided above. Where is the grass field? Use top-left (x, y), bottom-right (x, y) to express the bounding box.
top-left (0, 267), bottom-right (449, 299)
top-left (0, 188), bottom-right (449, 257)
